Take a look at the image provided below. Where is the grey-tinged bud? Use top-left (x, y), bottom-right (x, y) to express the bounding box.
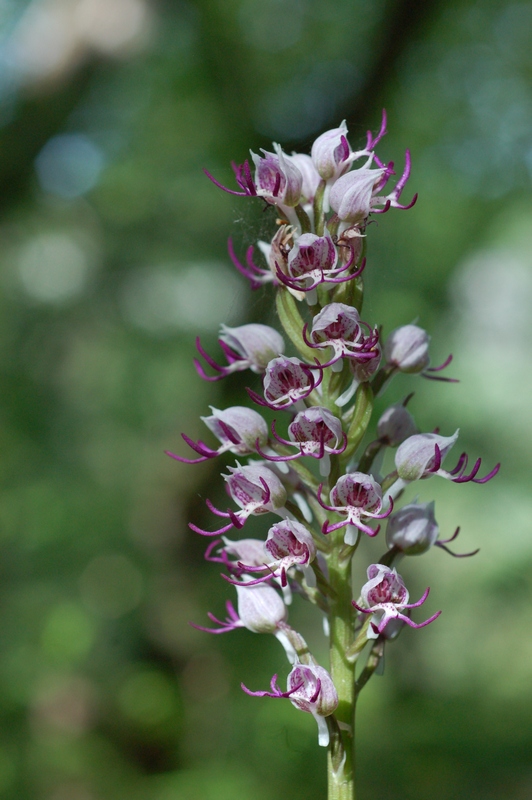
top-left (377, 403), bottom-right (418, 447)
top-left (236, 582), bottom-right (287, 633)
top-left (202, 406), bottom-right (268, 453)
top-left (386, 501), bottom-right (439, 555)
top-left (395, 430), bottom-right (459, 482)
top-left (219, 324), bottom-right (285, 373)
top-left (384, 324), bottom-right (430, 374)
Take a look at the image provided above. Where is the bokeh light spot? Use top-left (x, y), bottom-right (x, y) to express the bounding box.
top-left (35, 133), bottom-right (105, 198)
top-left (17, 232), bottom-right (91, 304)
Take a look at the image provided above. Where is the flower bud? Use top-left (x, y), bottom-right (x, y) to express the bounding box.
top-left (201, 406), bottom-right (268, 453)
top-left (311, 121), bottom-right (350, 180)
top-left (377, 402), bottom-right (417, 447)
top-left (395, 430), bottom-right (459, 482)
top-left (219, 324), bottom-right (285, 373)
top-left (329, 167), bottom-right (385, 222)
top-left (236, 582), bottom-right (287, 633)
top-left (384, 324), bottom-right (430, 373)
top-left (386, 501), bottom-right (439, 555)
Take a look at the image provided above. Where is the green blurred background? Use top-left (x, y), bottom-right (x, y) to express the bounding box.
top-left (0, 0), bottom-right (530, 798)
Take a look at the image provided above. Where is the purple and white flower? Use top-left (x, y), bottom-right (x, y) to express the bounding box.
top-left (256, 407), bottom-right (347, 474)
top-left (166, 406), bottom-right (268, 463)
top-left (193, 580), bottom-right (287, 635)
top-left (189, 463), bottom-right (288, 536)
top-left (353, 563), bottom-right (441, 638)
top-left (242, 662), bottom-right (338, 746)
top-left (395, 430), bottom-right (500, 484)
top-left (303, 303), bottom-right (379, 370)
top-left (247, 356), bottom-right (322, 410)
top-left (383, 324), bottom-right (456, 382)
top-left (318, 472), bottom-right (393, 542)
top-left (195, 323), bottom-right (285, 381)
top-left (251, 144), bottom-right (304, 207)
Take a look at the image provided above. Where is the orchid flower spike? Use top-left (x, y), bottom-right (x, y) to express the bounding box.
top-left (353, 563), bottom-right (441, 638)
top-left (242, 662), bottom-right (338, 746)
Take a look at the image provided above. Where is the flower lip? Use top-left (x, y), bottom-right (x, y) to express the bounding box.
top-left (318, 472), bottom-right (393, 538)
top-left (247, 356), bottom-right (323, 411)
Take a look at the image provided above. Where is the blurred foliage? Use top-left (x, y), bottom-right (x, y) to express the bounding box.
top-left (0, 0), bottom-right (530, 798)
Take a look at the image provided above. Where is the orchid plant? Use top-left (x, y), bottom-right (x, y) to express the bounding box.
top-left (167, 112), bottom-right (500, 800)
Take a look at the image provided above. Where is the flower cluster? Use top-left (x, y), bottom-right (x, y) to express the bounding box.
top-left (170, 115), bottom-right (499, 756)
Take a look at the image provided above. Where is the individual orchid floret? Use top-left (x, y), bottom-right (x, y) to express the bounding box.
top-left (318, 472), bottom-right (393, 543)
top-left (166, 406), bottom-right (268, 464)
top-left (194, 323), bottom-right (285, 381)
top-left (329, 166), bottom-right (387, 224)
top-left (353, 563), bottom-right (441, 638)
top-left (329, 149), bottom-right (417, 224)
top-left (247, 356), bottom-right (322, 410)
top-left (303, 303), bottom-right (379, 371)
top-left (276, 231), bottom-right (365, 295)
top-left (228, 519), bottom-right (317, 588)
top-left (311, 120), bottom-right (353, 181)
top-left (286, 153), bottom-right (321, 202)
top-left (395, 430), bottom-right (500, 485)
top-left (258, 406), bottom-right (346, 465)
top-left (189, 463), bottom-right (288, 536)
top-left (193, 579), bottom-right (287, 635)
top-left (383, 324), bottom-right (456, 382)
top-left (385, 501), bottom-right (439, 556)
top-left (242, 662), bottom-right (338, 746)
top-left (385, 501), bottom-right (478, 558)
top-left (251, 144), bottom-right (303, 207)
top-left (377, 401), bottom-right (418, 447)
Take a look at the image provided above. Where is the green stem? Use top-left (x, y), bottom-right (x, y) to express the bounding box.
top-left (327, 529), bottom-right (357, 800)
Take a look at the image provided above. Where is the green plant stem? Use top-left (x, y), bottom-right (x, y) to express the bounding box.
top-left (327, 529), bottom-right (357, 800)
